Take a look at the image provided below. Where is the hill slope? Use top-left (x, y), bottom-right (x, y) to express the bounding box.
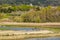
top-left (0, 0), bottom-right (60, 6)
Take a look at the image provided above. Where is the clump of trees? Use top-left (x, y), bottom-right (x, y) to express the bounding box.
top-left (0, 4), bottom-right (60, 23)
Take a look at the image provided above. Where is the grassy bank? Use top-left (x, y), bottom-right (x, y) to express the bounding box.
top-left (0, 22), bottom-right (60, 32)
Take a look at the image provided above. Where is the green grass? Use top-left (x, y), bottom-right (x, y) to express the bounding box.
top-left (0, 28), bottom-right (9, 30)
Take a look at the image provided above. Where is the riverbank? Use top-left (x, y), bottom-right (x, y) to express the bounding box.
top-left (0, 30), bottom-right (54, 35)
top-left (0, 30), bottom-right (60, 40)
top-left (0, 22), bottom-right (60, 27)
top-left (0, 22), bottom-right (60, 40)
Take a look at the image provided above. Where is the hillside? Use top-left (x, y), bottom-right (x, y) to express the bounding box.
top-left (0, 0), bottom-right (60, 6)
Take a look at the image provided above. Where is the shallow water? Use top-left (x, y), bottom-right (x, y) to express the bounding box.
top-left (0, 26), bottom-right (41, 31)
top-left (1, 37), bottom-right (60, 40)
top-left (0, 26), bottom-right (60, 40)
top-left (26, 37), bottom-right (60, 40)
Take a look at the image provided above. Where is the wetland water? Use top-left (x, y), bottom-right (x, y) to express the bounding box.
top-left (0, 26), bottom-right (60, 40)
top-left (0, 26), bottom-right (41, 31)
top-left (2, 37), bottom-right (60, 40)
top-left (26, 37), bottom-right (60, 40)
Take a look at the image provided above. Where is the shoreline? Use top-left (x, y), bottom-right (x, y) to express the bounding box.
top-left (1, 22), bottom-right (60, 25)
top-left (0, 22), bottom-right (60, 28)
top-left (0, 22), bottom-right (60, 39)
top-left (0, 30), bottom-right (60, 39)
top-left (0, 33), bottom-right (60, 39)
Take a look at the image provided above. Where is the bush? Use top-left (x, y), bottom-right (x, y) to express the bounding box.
top-left (18, 4), bottom-right (33, 11)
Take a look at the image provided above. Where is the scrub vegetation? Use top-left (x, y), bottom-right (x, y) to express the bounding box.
top-left (0, 4), bottom-right (60, 23)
